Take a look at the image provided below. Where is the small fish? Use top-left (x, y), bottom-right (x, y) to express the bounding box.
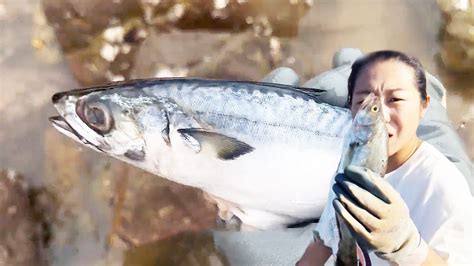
top-left (335, 93), bottom-right (388, 265)
top-left (49, 78), bottom-right (353, 229)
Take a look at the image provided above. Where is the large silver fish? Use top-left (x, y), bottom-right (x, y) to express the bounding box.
top-left (335, 93), bottom-right (388, 265)
top-left (49, 78), bottom-right (352, 229)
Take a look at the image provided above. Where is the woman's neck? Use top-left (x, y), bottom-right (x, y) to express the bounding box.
top-left (387, 138), bottom-right (422, 173)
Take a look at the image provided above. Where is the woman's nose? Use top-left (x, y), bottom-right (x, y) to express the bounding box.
top-left (382, 105), bottom-right (391, 122)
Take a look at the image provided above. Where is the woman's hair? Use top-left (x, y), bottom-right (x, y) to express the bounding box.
top-left (347, 50), bottom-right (427, 105)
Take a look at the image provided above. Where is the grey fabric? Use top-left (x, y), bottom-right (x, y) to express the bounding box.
top-left (213, 225), bottom-right (314, 266)
top-left (417, 96), bottom-right (473, 193)
top-left (425, 72), bottom-right (446, 104)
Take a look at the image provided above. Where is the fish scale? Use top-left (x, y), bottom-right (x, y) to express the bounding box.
top-left (146, 81), bottom-right (351, 146)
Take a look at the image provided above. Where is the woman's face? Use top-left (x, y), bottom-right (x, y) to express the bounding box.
top-left (350, 60), bottom-right (429, 156)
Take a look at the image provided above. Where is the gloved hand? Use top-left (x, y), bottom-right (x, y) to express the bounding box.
top-left (332, 165), bottom-right (429, 264)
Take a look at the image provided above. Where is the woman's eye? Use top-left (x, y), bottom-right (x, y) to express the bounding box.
top-left (390, 97), bottom-right (403, 102)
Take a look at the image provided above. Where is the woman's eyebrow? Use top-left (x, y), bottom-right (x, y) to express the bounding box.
top-left (385, 87), bottom-right (406, 92)
top-left (354, 89), bottom-right (372, 95)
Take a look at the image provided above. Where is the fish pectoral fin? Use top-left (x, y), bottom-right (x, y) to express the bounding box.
top-left (177, 128), bottom-right (254, 160)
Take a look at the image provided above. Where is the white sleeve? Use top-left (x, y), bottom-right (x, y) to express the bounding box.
top-left (428, 202), bottom-right (473, 264)
top-left (413, 162), bottom-right (473, 265)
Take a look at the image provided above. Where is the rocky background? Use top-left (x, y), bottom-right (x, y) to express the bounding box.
top-left (0, 0), bottom-right (472, 265)
top-left (41, 0), bottom-right (312, 86)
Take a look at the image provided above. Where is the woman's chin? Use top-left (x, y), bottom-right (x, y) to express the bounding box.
top-left (388, 139), bottom-right (397, 156)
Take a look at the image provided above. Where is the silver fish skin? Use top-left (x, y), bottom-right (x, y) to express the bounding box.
top-left (49, 78), bottom-right (352, 229)
top-left (335, 93), bottom-right (388, 265)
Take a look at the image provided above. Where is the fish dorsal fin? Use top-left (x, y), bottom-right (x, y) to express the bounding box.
top-left (286, 86), bottom-right (327, 101)
top-left (178, 128), bottom-right (254, 160)
top-left (293, 86), bottom-right (326, 98)
top-left (245, 80), bottom-right (327, 101)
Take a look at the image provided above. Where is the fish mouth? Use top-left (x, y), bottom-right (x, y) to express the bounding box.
top-left (49, 116), bottom-right (93, 146)
top-left (49, 116), bottom-right (71, 131)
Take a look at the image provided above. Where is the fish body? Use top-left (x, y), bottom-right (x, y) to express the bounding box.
top-left (335, 93), bottom-right (388, 265)
top-left (50, 78), bottom-right (352, 229)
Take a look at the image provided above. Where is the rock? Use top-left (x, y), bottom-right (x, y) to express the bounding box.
top-left (186, 31), bottom-right (276, 80)
top-left (41, 0), bottom-right (311, 85)
top-left (132, 29), bottom-right (316, 81)
top-left (438, 0), bottom-right (474, 73)
top-left (439, 38), bottom-right (474, 72)
top-left (43, 127), bottom-right (217, 265)
top-left (41, 0), bottom-right (143, 52)
top-left (130, 29), bottom-right (231, 79)
top-left (123, 232), bottom-right (228, 266)
top-left (137, 0), bottom-right (309, 36)
top-left (0, 170), bottom-right (46, 266)
top-left (32, 2), bottom-right (63, 64)
top-left (111, 166), bottom-right (217, 246)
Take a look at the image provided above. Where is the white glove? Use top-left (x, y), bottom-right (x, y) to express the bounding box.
top-left (333, 165), bottom-right (429, 264)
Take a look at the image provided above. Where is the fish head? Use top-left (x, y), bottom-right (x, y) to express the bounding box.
top-left (354, 93), bottom-right (384, 126)
top-left (347, 94), bottom-right (388, 176)
top-left (49, 85), bottom-right (167, 165)
top-left (352, 93), bottom-right (386, 143)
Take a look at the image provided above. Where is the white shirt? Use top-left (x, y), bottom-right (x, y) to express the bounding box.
top-left (316, 142), bottom-right (473, 265)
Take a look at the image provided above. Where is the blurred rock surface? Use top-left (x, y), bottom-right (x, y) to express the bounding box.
top-left (41, 0), bottom-right (312, 85)
top-left (0, 170), bottom-right (47, 266)
top-left (43, 128), bottom-right (218, 265)
top-left (438, 0), bottom-right (474, 73)
top-left (112, 165), bottom-right (218, 246)
top-left (123, 232), bottom-right (228, 266)
top-left (436, 0), bottom-right (474, 160)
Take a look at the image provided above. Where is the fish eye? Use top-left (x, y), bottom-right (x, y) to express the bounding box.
top-left (81, 102), bottom-right (114, 134)
top-left (371, 105), bottom-right (379, 112)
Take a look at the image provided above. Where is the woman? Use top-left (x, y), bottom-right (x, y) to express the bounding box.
top-left (298, 51), bottom-right (472, 265)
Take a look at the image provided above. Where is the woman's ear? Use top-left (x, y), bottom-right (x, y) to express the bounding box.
top-left (420, 95), bottom-right (430, 118)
